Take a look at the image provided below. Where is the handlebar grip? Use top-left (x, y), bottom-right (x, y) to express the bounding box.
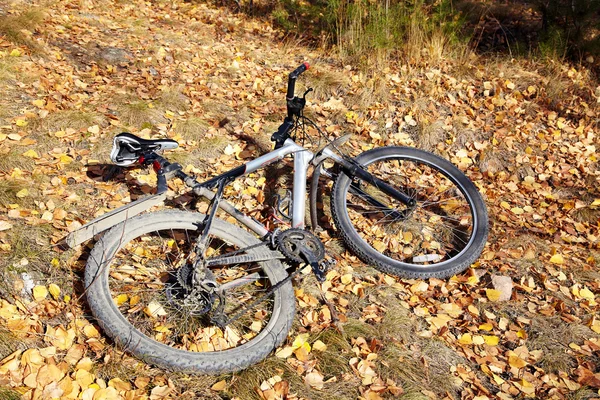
top-left (290, 62), bottom-right (310, 79)
top-left (287, 61), bottom-right (310, 99)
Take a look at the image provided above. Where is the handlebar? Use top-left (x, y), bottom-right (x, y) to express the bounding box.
top-left (286, 61), bottom-right (309, 100)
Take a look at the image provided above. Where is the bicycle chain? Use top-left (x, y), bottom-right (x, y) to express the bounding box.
top-left (197, 230), bottom-right (330, 329)
top-left (212, 264), bottom-right (304, 329)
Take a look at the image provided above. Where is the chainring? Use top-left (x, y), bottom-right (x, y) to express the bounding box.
top-left (276, 228), bottom-right (325, 263)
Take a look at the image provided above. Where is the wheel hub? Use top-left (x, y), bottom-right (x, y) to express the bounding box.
top-left (165, 264), bottom-right (214, 315)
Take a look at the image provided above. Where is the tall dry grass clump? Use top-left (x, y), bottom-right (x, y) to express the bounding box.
top-left (327, 0), bottom-right (469, 68)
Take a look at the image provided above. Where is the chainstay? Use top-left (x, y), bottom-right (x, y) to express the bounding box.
top-left (205, 240), bottom-right (272, 264)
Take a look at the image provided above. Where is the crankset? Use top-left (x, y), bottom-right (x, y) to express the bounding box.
top-left (276, 228), bottom-right (330, 282)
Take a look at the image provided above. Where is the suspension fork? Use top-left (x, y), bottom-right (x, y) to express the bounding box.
top-left (339, 158), bottom-right (416, 207)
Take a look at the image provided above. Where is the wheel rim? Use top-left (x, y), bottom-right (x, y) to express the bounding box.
top-left (102, 224), bottom-right (281, 354)
top-left (341, 154), bottom-right (479, 269)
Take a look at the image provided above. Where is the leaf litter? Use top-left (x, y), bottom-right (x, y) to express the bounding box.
top-left (0, 0), bottom-right (598, 399)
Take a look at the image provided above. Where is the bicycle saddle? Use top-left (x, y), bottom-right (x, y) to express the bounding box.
top-left (110, 132), bottom-right (179, 166)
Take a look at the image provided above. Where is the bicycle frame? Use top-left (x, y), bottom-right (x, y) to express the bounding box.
top-left (65, 137), bottom-right (342, 248)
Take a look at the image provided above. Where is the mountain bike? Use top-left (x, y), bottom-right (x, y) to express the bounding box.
top-left (67, 62), bottom-right (488, 374)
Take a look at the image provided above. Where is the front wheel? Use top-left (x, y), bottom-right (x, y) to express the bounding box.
top-left (85, 210), bottom-right (295, 374)
top-left (331, 147), bottom-right (488, 279)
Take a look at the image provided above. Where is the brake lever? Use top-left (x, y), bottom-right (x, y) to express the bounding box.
top-left (303, 88), bottom-right (313, 99)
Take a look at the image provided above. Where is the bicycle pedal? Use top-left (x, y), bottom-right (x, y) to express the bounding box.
top-left (309, 261), bottom-right (326, 282)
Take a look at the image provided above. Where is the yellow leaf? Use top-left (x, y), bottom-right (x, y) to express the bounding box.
top-left (153, 325), bottom-right (169, 333)
top-left (483, 335), bottom-right (499, 345)
top-left (0, 221), bottom-right (12, 232)
top-left (129, 295), bottom-right (140, 306)
top-left (549, 254), bottom-right (564, 264)
top-left (22, 149), bottom-right (39, 158)
top-left (472, 335), bottom-right (485, 345)
top-left (458, 333), bottom-right (473, 344)
top-left (83, 324), bottom-right (100, 338)
top-left (373, 240), bottom-right (387, 253)
top-left (9, 49), bottom-right (21, 57)
top-left (486, 289), bottom-right (502, 302)
top-left (48, 284), bottom-right (60, 300)
top-left (579, 287), bottom-right (595, 301)
top-left (51, 258), bottom-right (60, 268)
top-left (275, 346), bottom-right (294, 358)
top-left (590, 199), bottom-right (600, 207)
top-left (479, 322), bottom-right (493, 331)
top-left (144, 301), bottom-right (167, 317)
top-left (32, 99), bottom-right (45, 108)
top-left (211, 380), bottom-right (227, 391)
top-left (16, 188), bottom-right (28, 198)
top-left (292, 333), bottom-right (310, 349)
top-left (312, 340), bottom-right (327, 352)
top-left (114, 294), bottom-right (128, 306)
top-left (340, 274), bottom-right (353, 284)
top-left (32, 285), bottom-right (48, 301)
top-left (294, 341), bottom-right (312, 361)
top-left (15, 119), bottom-right (28, 127)
top-left (508, 354), bottom-right (527, 369)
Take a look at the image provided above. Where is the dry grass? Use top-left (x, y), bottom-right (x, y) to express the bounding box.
top-left (157, 86), bottom-right (190, 112)
top-left (0, 7), bottom-right (46, 47)
top-left (348, 76), bottom-right (389, 108)
top-left (226, 357), bottom-right (303, 400)
top-left (572, 207), bottom-right (600, 225)
top-left (93, 349), bottom-right (148, 383)
top-left (342, 317), bottom-right (377, 339)
top-left (0, 328), bottom-right (27, 359)
top-left (379, 341), bottom-right (461, 397)
top-left (0, 386), bottom-right (21, 400)
top-left (304, 68), bottom-right (350, 101)
top-left (0, 176), bottom-right (32, 206)
top-left (170, 372), bottom-right (219, 398)
top-left (0, 57), bottom-right (18, 83)
top-left (31, 110), bottom-right (105, 134)
top-left (417, 120), bottom-right (446, 153)
top-left (568, 387), bottom-right (600, 400)
top-left (0, 223), bottom-right (54, 272)
top-left (174, 117), bottom-right (210, 141)
top-left (168, 133), bottom-right (228, 168)
top-left (310, 328), bottom-right (353, 377)
top-left (377, 301), bottom-right (418, 343)
top-left (117, 100), bottom-right (166, 128)
top-left (527, 316), bottom-right (597, 373)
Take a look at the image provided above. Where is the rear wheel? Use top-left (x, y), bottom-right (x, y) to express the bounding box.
top-left (331, 146), bottom-right (488, 279)
top-left (85, 210), bottom-right (295, 374)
